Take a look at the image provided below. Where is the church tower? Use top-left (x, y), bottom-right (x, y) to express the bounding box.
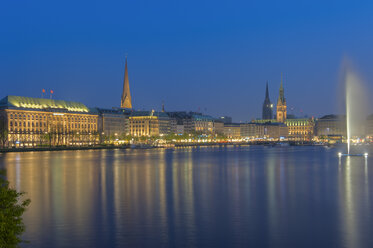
top-left (276, 73), bottom-right (287, 122)
top-left (262, 82), bottom-right (273, 119)
top-left (121, 57), bottom-right (132, 109)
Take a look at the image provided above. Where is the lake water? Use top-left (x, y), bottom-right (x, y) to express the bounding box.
top-left (1, 146), bottom-right (373, 248)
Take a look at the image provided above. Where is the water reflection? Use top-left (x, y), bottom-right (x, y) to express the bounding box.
top-left (0, 147), bottom-right (372, 247)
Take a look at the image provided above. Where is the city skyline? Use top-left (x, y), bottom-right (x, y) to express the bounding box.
top-left (2, 1), bottom-right (373, 122)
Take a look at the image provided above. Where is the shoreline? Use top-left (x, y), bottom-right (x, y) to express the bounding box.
top-left (0, 145), bottom-right (130, 153)
top-left (0, 141), bottom-right (332, 153)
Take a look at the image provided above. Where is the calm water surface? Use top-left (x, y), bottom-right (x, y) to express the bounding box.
top-left (1, 146), bottom-right (373, 248)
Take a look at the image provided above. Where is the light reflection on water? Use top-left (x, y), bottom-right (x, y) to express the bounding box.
top-left (0, 147), bottom-right (372, 248)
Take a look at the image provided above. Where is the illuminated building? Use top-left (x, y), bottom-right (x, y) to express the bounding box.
top-left (213, 121), bottom-right (225, 135)
top-left (366, 114), bottom-right (373, 139)
top-left (95, 108), bottom-right (130, 140)
top-left (276, 74), bottom-right (287, 123)
top-left (121, 57), bottom-right (132, 109)
top-left (129, 110), bottom-right (171, 137)
top-left (240, 123), bottom-right (265, 138)
top-left (0, 95), bottom-right (99, 147)
top-left (285, 118), bottom-right (315, 141)
top-left (223, 123), bottom-right (241, 139)
top-left (264, 123), bottom-right (288, 140)
top-left (315, 115), bottom-right (346, 137)
top-left (253, 117), bottom-right (314, 140)
top-left (167, 112), bottom-right (215, 134)
top-left (262, 82), bottom-right (273, 120)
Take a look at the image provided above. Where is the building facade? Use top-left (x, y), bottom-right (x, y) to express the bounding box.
top-left (223, 123), bottom-right (241, 139)
top-left (95, 108), bottom-right (130, 141)
top-left (264, 123), bottom-right (288, 140)
top-left (0, 96), bottom-right (99, 147)
top-left (366, 115), bottom-right (373, 138)
top-left (167, 112), bottom-right (215, 135)
top-left (129, 110), bottom-right (171, 137)
top-left (262, 82), bottom-right (273, 120)
top-left (315, 115), bottom-right (346, 137)
top-left (286, 118), bottom-right (315, 141)
top-left (240, 123), bottom-right (265, 139)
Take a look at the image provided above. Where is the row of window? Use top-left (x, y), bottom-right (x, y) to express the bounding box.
top-left (9, 121), bottom-right (96, 129)
top-left (9, 113), bottom-right (96, 123)
top-left (9, 127), bottom-right (97, 133)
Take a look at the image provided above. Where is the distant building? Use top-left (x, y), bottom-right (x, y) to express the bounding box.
top-left (223, 123), bottom-right (241, 139)
top-left (95, 108), bottom-right (130, 139)
top-left (285, 118), bottom-right (315, 141)
top-left (0, 95), bottom-right (99, 147)
top-left (262, 82), bottom-right (273, 120)
top-left (213, 121), bottom-right (225, 135)
top-left (121, 57), bottom-right (132, 109)
top-left (219, 116), bottom-right (232, 124)
top-left (276, 74), bottom-right (287, 123)
top-left (240, 123), bottom-right (265, 138)
top-left (264, 123), bottom-right (288, 140)
top-left (315, 115), bottom-right (346, 137)
top-left (366, 115), bottom-right (373, 138)
top-left (129, 110), bottom-right (171, 137)
top-left (167, 111), bottom-right (215, 134)
top-left (176, 124), bottom-right (184, 135)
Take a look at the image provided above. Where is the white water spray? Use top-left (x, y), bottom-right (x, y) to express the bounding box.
top-left (343, 66), bottom-right (368, 155)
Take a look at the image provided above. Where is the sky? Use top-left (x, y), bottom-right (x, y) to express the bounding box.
top-left (1, 0), bottom-right (373, 122)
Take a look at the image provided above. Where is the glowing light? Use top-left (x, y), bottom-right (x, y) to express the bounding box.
top-left (338, 152), bottom-right (342, 157)
top-left (364, 153), bottom-right (368, 157)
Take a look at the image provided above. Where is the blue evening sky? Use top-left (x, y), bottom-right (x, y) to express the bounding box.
top-left (1, 0), bottom-right (373, 122)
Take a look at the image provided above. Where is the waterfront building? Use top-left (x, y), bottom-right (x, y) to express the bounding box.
top-left (213, 120), bottom-right (225, 135)
top-left (223, 123), bottom-right (241, 139)
top-left (167, 112), bottom-right (215, 134)
top-left (169, 118), bottom-right (177, 134)
top-left (285, 118), bottom-right (315, 141)
top-left (264, 123), bottom-right (288, 140)
top-left (219, 116), bottom-right (232, 124)
top-left (121, 57), bottom-right (132, 109)
top-left (129, 110), bottom-right (171, 137)
top-left (240, 123), bottom-right (265, 139)
top-left (95, 108), bottom-right (130, 141)
top-left (0, 95), bottom-right (99, 147)
top-left (315, 115), bottom-right (346, 137)
top-left (366, 114), bottom-right (373, 138)
top-left (276, 75), bottom-right (287, 123)
top-left (262, 82), bottom-right (273, 120)
top-left (176, 124), bottom-right (185, 135)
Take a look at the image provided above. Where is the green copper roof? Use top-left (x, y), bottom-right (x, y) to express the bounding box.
top-left (0, 95), bottom-right (90, 113)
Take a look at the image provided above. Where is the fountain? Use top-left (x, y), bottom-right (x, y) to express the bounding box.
top-left (339, 62), bottom-right (368, 157)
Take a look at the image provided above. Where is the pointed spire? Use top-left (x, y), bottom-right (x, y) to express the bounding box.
top-left (265, 81), bottom-right (269, 99)
top-left (121, 56), bottom-right (132, 109)
top-left (278, 72), bottom-right (285, 104)
top-left (162, 101), bottom-right (165, 112)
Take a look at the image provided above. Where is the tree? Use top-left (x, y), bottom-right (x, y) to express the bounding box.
top-left (0, 169), bottom-right (30, 247)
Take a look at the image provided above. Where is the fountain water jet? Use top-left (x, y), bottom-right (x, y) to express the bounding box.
top-left (340, 62), bottom-right (369, 157)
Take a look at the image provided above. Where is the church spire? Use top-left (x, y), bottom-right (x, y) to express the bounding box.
top-left (262, 81), bottom-right (273, 120)
top-left (121, 56), bottom-right (132, 109)
top-left (265, 81), bottom-right (269, 99)
top-left (276, 73), bottom-right (287, 122)
top-left (278, 72), bottom-right (285, 104)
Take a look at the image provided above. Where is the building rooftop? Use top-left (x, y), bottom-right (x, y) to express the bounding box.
top-left (131, 110), bottom-right (169, 118)
top-left (319, 114), bottom-right (346, 120)
top-left (0, 95), bottom-right (90, 113)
